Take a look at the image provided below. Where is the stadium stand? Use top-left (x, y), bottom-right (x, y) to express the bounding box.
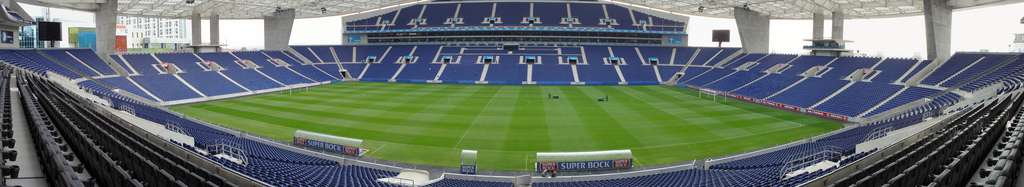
top-left (0, 67), bottom-right (18, 187)
top-left (1, 63), bottom-right (408, 187)
top-left (48, 45), bottom-right (971, 124)
top-left (17, 70), bottom-right (240, 186)
top-left (0, 0), bottom-right (1022, 186)
top-left (833, 93), bottom-right (1023, 186)
top-left (2, 45), bottom-right (1021, 186)
top-left (427, 178), bottom-right (514, 187)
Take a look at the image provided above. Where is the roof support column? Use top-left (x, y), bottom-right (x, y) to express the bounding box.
top-left (924, 0), bottom-right (952, 61)
top-left (812, 13), bottom-right (825, 40)
top-left (831, 11), bottom-right (845, 41)
top-left (210, 14), bottom-right (220, 46)
top-left (733, 7), bottom-right (770, 53)
top-left (191, 13), bottom-right (202, 46)
top-left (94, 0), bottom-right (117, 55)
top-left (264, 9), bottom-right (295, 50)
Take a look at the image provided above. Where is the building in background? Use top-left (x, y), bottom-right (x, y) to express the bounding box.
top-left (67, 27), bottom-right (96, 50)
top-left (1013, 33), bottom-right (1023, 52)
top-left (117, 16), bottom-right (191, 52)
top-left (115, 24), bottom-right (127, 52)
top-left (18, 17), bottom-right (44, 48)
top-left (4, 5), bottom-right (36, 48)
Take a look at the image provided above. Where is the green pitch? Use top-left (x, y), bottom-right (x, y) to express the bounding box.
top-left (171, 82), bottom-right (842, 171)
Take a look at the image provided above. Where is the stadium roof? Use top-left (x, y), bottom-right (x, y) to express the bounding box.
top-left (18, 0), bottom-right (421, 19)
top-left (613, 0), bottom-right (1024, 19)
top-left (18, 0), bottom-right (1024, 19)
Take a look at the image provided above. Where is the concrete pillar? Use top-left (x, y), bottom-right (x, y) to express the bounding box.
top-left (831, 11), bottom-right (845, 41)
top-left (210, 14), bottom-right (220, 45)
top-left (924, 0), bottom-right (952, 61)
top-left (94, 1), bottom-right (117, 55)
top-left (191, 13), bottom-right (202, 46)
top-left (812, 13), bottom-right (825, 40)
top-left (733, 7), bottom-right (770, 53)
top-left (264, 9), bottom-right (295, 50)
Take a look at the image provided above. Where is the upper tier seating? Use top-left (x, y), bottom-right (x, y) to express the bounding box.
top-left (390, 5), bottom-right (423, 30)
top-left (869, 58), bottom-right (918, 83)
top-left (813, 83), bottom-right (904, 117)
top-left (91, 77), bottom-right (159, 101)
top-left (533, 2), bottom-right (567, 27)
top-left (43, 74), bottom-right (405, 187)
top-left (768, 77), bottom-right (849, 107)
top-left (920, 53), bottom-right (1016, 87)
top-left (683, 54), bottom-right (766, 86)
top-left (961, 56), bottom-right (1024, 92)
top-left (11, 50), bottom-right (81, 78)
top-left (703, 54), bottom-right (797, 91)
top-left (120, 53), bottom-right (163, 75)
top-left (344, 2), bottom-right (684, 32)
top-left (130, 74), bottom-right (204, 101)
top-left (178, 71), bottom-right (249, 96)
top-left (19, 74), bottom-right (238, 186)
top-left (2, 47), bottom-right (1016, 119)
top-left (267, 51), bottom-right (338, 81)
top-left (41, 49), bottom-right (108, 76)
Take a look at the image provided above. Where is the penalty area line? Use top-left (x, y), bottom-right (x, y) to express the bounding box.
top-left (453, 87), bottom-right (507, 148)
top-left (366, 144), bottom-right (388, 156)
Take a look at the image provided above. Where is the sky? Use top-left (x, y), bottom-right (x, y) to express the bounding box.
top-left (18, 2), bottom-right (1024, 57)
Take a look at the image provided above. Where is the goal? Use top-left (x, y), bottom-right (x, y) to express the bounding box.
top-left (696, 88), bottom-right (727, 103)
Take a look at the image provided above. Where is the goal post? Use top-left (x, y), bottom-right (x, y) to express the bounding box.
top-left (693, 86), bottom-right (727, 103)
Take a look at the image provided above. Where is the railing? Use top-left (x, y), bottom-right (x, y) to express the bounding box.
top-left (778, 146), bottom-right (842, 180)
top-left (208, 143), bottom-right (250, 166)
top-left (862, 126), bottom-right (894, 143)
top-left (800, 87), bottom-right (1024, 187)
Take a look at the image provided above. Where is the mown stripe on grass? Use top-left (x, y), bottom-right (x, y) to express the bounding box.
top-left (170, 82), bottom-right (843, 171)
top-left (559, 86), bottom-right (640, 149)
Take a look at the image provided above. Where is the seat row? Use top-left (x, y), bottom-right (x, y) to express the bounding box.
top-left (345, 2), bottom-right (684, 32)
top-left (17, 70), bottom-right (236, 186)
top-left (834, 94), bottom-right (1022, 186)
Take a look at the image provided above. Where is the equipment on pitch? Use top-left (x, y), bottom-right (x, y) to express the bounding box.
top-left (694, 86), bottom-right (727, 103)
top-left (461, 150), bottom-right (478, 174)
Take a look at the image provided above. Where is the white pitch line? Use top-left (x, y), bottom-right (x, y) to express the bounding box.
top-left (366, 144), bottom-right (388, 156)
top-left (453, 87), bottom-right (507, 148)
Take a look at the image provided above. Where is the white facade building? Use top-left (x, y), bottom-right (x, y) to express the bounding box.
top-left (117, 16), bottom-right (191, 50)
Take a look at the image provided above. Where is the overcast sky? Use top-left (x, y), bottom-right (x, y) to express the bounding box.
top-left (20, 2), bottom-right (1024, 57)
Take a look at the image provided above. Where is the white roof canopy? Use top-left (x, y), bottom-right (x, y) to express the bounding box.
top-left (19, 0), bottom-right (420, 19)
top-left (612, 0), bottom-right (1024, 19)
top-left (17, 0), bottom-right (1024, 19)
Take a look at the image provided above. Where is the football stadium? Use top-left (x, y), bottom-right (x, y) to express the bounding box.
top-left (0, 0), bottom-right (1020, 186)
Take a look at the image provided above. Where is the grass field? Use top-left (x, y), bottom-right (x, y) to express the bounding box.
top-left (171, 82), bottom-right (843, 171)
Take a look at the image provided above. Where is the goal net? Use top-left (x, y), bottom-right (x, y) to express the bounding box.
top-left (695, 87), bottom-right (727, 103)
